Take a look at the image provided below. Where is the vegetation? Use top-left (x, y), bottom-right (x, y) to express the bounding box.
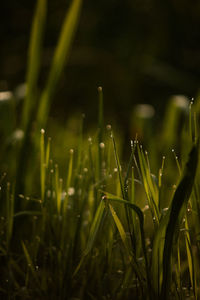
top-left (0, 0), bottom-right (200, 299)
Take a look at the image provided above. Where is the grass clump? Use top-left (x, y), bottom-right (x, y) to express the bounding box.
top-left (1, 0), bottom-right (200, 299)
top-left (1, 90), bottom-right (200, 299)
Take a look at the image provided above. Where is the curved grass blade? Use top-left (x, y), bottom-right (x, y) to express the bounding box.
top-left (161, 142), bottom-right (198, 299)
top-left (108, 202), bottom-right (145, 288)
top-left (102, 191), bottom-right (153, 298)
top-left (37, 0), bottom-right (82, 128)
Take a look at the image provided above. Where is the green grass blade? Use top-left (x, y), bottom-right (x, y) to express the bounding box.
top-left (21, 242), bottom-right (39, 284)
top-left (184, 216), bottom-right (196, 298)
top-left (36, 0), bottom-right (82, 128)
top-left (109, 203), bottom-right (128, 249)
top-left (151, 208), bottom-right (171, 295)
top-left (97, 86), bottom-right (104, 180)
top-left (111, 133), bottom-right (125, 199)
top-left (137, 143), bottom-right (159, 223)
top-left (102, 191), bottom-right (153, 296)
top-left (66, 149), bottom-right (74, 190)
top-left (161, 142), bottom-right (198, 299)
top-left (45, 137), bottom-right (51, 168)
top-left (22, 0), bottom-right (47, 130)
top-left (73, 197), bottom-right (105, 276)
top-left (40, 129), bottom-right (46, 202)
top-left (83, 198), bottom-right (105, 256)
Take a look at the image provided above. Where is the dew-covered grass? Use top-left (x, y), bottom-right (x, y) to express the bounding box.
top-left (1, 0), bottom-right (200, 299)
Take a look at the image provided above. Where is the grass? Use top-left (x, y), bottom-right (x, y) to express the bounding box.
top-left (1, 0), bottom-right (200, 299)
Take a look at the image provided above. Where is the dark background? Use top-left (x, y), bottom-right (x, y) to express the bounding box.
top-left (1, 0), bottom-right (200, 129)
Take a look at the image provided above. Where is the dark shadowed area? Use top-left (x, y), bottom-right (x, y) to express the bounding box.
top-left (1, 0), bottom-right (200, 129)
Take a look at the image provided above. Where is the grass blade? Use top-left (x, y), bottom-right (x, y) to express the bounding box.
top-left (161, 142), bottom-right (198, 299)
top-left (97, 86), bottom-right (104, 180)
top-left (21, 242), bottom-right (39, 284)
top-left (108, 203), bottom-right (128, 249)
top-left (103, 191), bottom-right (153, 298)
top-left (184, 216), bottom-right (196, 298)
top-left (73, 197), bottom-right (105, 276)
top-left (22, 0), bottom-right (47, 130)
top-left (36, 0), bottom-right (82, 128)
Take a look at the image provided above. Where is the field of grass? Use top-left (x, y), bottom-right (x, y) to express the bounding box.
top-left (1, 0), bottom-right (200, 299)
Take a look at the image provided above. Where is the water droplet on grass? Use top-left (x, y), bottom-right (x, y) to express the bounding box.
top-left (106, 124), bottom-right (112, 130)
top-left (99, 142), bottom-right (105, 149)
top-left (68, 187), bottom-right (75, 196)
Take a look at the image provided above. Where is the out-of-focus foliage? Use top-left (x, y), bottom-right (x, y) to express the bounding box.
top-left (1, 0), bottom-right (200, 128)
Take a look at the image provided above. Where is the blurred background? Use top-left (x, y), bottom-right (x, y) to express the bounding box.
top-left (1, 0), bottom-right (200, 134)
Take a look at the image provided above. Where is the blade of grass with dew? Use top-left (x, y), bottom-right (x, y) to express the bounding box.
top-left (130, 166), bottom-right (139, 256)
top-left (111, 133), bottom-right (137, 257)
top-left (40, 129), bottom-right (45, 202)
top-left (21, 241), bottom-right (39, 285)
top-left (73, 197), bottom-right (105, 276)
top-left (123, 141), bottom-right (138, 253)
top-left (102, 191), bottom-right (153, 298)
top-left (108, 203), bottom-right (129, 250)
top-left (97, 86), bottom-right (104, 180)
top-left (22, 0), bottom-right (47, 131)
top-left (63, 149), bottom-right (74, 214)
top-left (36, 0), bottom-right (82, 129)
top-left (108, 202), bottom-right (145, 285)
top-left (111, 133), bottom-right (124, 198)
top-left (137, 143), bottom-right (159, 224)
top-left (160, 142), bottom-right (198, 300)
